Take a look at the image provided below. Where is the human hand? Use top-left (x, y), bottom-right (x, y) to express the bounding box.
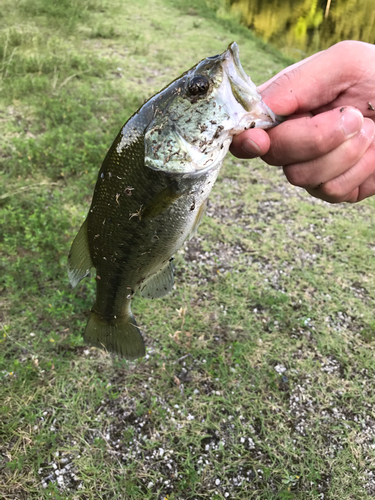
top-left (231, 41), bottom-right (375, 203)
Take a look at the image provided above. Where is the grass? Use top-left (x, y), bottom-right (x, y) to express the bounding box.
top-left (1, 0), bottom-right (374, 499)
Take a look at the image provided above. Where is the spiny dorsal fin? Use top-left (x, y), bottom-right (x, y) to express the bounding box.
top-left (140, 260), bottom-right (175, 299)
top-left (67, 218), bottom-right (94, 288)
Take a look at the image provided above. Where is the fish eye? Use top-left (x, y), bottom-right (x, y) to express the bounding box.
top-left (188, 75), bottom-right (210, 96)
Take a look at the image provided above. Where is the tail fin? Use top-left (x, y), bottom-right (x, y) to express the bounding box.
top-left (84, 309), bottom-right (145, 360)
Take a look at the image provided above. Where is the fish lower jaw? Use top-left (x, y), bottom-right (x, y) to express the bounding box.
top-left (233, 108), bottom-right (277, 134)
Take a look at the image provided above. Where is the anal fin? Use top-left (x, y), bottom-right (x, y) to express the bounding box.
top-left (67, 218), bottom-right (94, 287)
top-left (140, 260), bottom-right (175, 299)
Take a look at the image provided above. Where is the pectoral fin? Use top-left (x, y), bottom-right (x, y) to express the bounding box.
top-left (140, 260), bottom-right (175, 299)
top-left (67, 218), bottom-right (94, 287)
top-left (141, 182), bottom-right (183, 220)
top-left (188, 199), bottom-right (207, 240)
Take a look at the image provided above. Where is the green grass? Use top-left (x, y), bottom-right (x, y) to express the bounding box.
top-left (1, 0), bottom-right (374, 499)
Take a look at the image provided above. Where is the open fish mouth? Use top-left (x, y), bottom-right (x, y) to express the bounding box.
top-left (144, 41), bottom-right (284, 176)
top-left (221, 42), bottom-right (283, 130)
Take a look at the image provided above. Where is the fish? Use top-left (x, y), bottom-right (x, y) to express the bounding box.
top-left (68, 42), bottom-right (281, 360)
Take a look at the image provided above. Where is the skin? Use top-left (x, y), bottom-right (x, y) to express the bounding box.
top-left (230, 41), bottom-right (375, 203)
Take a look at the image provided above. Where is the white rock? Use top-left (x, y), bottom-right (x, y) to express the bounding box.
top-left (275, 364), bottom-right (287, 374)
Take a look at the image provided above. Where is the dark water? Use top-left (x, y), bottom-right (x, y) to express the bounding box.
top-left (229, 0), bottom-right (375, 59)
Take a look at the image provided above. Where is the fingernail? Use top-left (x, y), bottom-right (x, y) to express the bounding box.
top-left (242, 139), bottom-right (262, 157)
top-left (362, 117), bottom-right (375, 140)
top-left (340, 108), bottom-right (363, 138)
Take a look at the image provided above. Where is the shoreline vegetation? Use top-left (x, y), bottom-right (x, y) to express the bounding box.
top-left (1, 0), bottom-right (374, 499)
top-left (229, 0), bottom-right (375, 59)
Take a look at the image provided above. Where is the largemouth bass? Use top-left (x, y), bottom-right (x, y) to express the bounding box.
top-left (68, 42), bottom-right (280, 360)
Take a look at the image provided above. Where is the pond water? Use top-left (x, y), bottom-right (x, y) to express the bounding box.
top-left (229, 0), bottom-right (375, 59)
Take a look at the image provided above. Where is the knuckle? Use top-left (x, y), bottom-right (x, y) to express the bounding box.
top-left (346, 189), bottom-right (361, 203)
top-left (273, 68), bottom-right (301, 92)
top-left (319, 180), bottom-right (346, 203)
top-left (332, 40), bottom-right (363, 60)
top-left (313, 130), bottom-right (328, 156)
top-left (263, 143), bottom-right (284, 166)
top-left (333, 40), bottom-right (355, 52)
top-left (341, 136), bottom-right (365, 165)
top-left (283, 165), bottom-right (308, 187)
top-left (331, 41), bottom-right (371, 80)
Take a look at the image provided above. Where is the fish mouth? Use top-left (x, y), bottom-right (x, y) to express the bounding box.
top-left (221, 42), bottom-right (283, 130)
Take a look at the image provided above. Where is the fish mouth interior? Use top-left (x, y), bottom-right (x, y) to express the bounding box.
top-left (221, 42), bottom-right (252, 88)
top-left (219, 42), bottom-right (280, 128)
top-left (226, 42), bottom-right (249, 82)
top-left (220, 42), bottom-right (260, 112)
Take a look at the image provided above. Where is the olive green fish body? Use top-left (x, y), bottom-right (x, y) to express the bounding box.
top-left (89, 130), bottom-right (219, 315)
top-left (68, 42), bottom-right (281, 359)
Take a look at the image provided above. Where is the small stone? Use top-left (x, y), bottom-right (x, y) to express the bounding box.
top-left (275, 364), bottom-right (287, 374)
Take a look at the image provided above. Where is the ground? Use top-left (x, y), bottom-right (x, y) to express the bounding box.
top-left (1, 0), bottom-right (374, 499)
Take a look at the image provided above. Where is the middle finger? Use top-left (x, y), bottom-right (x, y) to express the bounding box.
top-left (283, 118), bottom-right (375, 189)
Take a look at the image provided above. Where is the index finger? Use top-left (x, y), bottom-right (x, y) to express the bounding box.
top-left (257, 51), bottom-right (322, 93)
top-left (259, 42), bottom-right (360, 116)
